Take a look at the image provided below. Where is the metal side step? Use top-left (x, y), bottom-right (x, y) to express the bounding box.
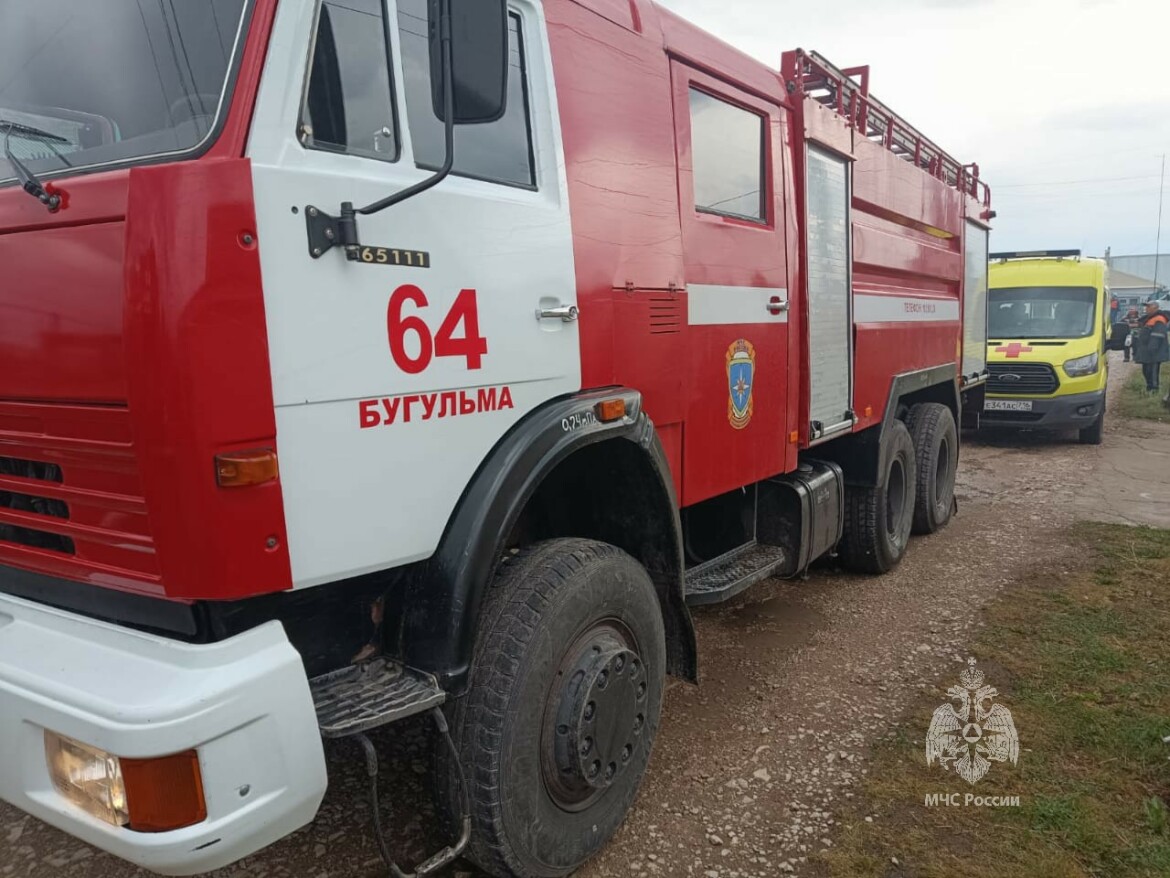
top-left (684, 542), bottom-right (786, 606)
top-left (310, 657), bottom-right (446, 739)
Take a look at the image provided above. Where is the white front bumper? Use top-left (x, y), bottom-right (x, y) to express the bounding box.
top-left (0, 592), bottom-right (327, 875)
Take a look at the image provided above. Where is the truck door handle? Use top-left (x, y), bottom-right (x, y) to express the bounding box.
top-left (767, 296), bottom-right (789, 315)
top-left (536, 304), bottom-right (580, 322)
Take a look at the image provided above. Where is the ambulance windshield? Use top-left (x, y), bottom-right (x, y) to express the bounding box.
top-left (0, 0), bottom-right (248, 186)
top-left (988, 287), bottom-right (1098, 340)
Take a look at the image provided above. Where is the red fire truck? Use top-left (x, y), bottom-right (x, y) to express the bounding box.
top-left (0, 1), bottom-right (992, 875)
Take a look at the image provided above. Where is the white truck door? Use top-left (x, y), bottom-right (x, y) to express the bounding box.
top-left (248, 0), bottom-right (579, 587)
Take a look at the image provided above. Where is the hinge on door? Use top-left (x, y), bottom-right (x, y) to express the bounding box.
top-left (305, 202), bottom-right (360, 260)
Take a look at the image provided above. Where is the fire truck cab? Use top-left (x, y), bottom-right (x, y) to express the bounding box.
top-left (0, 1), bottom-right (991, 876)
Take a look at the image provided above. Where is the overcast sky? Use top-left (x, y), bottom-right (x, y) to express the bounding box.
top-left (658, 0), bottom-right (1170, 260)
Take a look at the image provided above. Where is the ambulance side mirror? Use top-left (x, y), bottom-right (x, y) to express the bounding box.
top-left (429, 0), bottom-right (509, 125)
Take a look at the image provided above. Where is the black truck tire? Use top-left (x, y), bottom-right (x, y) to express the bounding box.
top-left (906, 403), bottom-right (958, 535)
top-left (838, 420), bottom-right (917, 574)
top-left (437, 538), bottom-right (666, 878)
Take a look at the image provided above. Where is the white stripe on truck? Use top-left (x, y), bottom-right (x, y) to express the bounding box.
top-left (854, 293), bottom-right (960, 323)
top-left (687, 284), bottom-right (789, 325)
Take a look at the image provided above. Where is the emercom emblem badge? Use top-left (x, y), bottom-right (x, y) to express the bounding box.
top-left (726, 339), bottom-right (756, 430)
top-left (926, 658), bottom-right (1019, 784)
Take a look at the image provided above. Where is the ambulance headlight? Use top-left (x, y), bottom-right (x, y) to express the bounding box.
top-left (1063, 352), bottom-right (1099, 377)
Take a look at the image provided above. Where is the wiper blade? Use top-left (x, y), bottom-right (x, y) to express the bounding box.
top-left (1, 119), bottom-right (70, 212)
top-left (0, 119), bottom-right (68, 145)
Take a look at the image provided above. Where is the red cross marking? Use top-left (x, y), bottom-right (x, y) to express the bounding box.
top-left (995, 343), bottom-right (1033, 358)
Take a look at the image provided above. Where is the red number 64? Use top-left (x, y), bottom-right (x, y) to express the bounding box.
top-left (387, 285), bottom-right (487, 373)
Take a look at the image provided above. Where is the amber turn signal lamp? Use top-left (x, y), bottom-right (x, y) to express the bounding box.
top-left (121, 750), bottom-right (207, 833)
top-left (789, 431), bottom-right (799, 444)
top-left (595, 398), bottom-right (627, 423)
top-left (215, 449), bottom-right (278, 487)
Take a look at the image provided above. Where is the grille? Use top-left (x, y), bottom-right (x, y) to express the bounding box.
top-left (0, 456), bottom-right (74, 554)
top-left (988, 363), bottom-right (1058, 395)
top-left (648, 295), bottom-right (682, 335)
top-left (0, 400), bottom-right (157, 589)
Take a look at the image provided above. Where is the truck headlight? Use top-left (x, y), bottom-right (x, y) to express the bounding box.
top-left (44, 730), bottom-right (206, 832)
top-left (44, 731), bottom-right (129, 827)
top-left (1063, 352), bottom-right (1099, 377)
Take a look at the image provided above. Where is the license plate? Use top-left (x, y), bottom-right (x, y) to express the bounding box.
top-left (985, 399), bottom-right (1033, 412)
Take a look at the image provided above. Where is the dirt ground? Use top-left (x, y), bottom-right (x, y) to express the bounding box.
top-left (4, 355), bottom-right (1169, 878)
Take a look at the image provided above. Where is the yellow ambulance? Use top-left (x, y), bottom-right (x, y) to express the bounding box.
top-left (984, 250), bottom-right (1121, 444)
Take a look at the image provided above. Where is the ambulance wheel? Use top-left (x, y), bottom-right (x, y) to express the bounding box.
top-left (1078, 410), bottom-right (1105, 445)
top-left (907, 403), bottom-right (958, 535)
top-left (437, 538), bottom-right (666, 878)
top-left (838, 420), bottom-right (917, 575)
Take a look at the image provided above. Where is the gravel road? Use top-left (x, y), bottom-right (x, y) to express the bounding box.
top-left (4, 356), bottom-right (1169, 878)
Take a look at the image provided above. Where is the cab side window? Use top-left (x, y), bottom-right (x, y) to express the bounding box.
top-left (689, 88), bottom-right (765, 223)
top-left (301, 0), bottom-right (399, 161)
top-left (398, 0), bottom-right (535, 187)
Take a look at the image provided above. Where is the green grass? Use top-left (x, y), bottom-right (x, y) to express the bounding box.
top-left (1116, 363), bottom-right (1170, 422)
top-left (819, 523), bottom-right (1170, 878)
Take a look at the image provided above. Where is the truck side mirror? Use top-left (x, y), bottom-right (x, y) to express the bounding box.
top-left (1106, 322), bottom-right (1129, 351)
top-left (429, 0), bottom-right (509, 125)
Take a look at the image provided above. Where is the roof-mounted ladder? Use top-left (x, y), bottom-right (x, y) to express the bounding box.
top-left (781, 49), bottom-right (992, 211)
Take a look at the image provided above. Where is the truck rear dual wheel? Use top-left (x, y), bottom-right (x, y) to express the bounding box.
top-left (437, 538), bottom-right (666, 878)
top-left (906, 403), bottom-right (958, 535)
top-left (838, 420), bottom-right (917, 574)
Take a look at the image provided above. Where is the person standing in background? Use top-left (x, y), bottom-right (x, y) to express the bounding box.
top-left (1123, 306), bottom-right (1140, 363)
top-left (1134, 300), bottom-right (1169, 392)
top-left (1110, 295), bottom-right (1120, 325)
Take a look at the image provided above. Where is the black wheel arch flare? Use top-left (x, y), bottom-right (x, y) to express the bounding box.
top-left (400, 387), bottom-right (697, 692)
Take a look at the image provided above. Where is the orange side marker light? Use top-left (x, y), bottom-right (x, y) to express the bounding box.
top-left (121, 750), bottom-right (207, 832)
top-left (595, 398), bottom-right (627, 423)
top-left (215, 449), bottom-right (279, 487)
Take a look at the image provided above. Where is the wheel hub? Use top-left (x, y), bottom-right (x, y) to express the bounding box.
top-left (544, 629), bottom-right (647, 810)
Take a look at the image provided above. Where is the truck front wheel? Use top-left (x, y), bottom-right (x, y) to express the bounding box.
top-left (838, 420), bottom-right (917, 574)
top-left (438, 538), bottom-right (666, 878)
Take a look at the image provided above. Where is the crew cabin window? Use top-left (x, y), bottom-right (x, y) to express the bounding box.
top-left (689, 88), bottom-right (766, 223)
top-left (302, 0), bottom-right (399, 161)
top-left (399, 0), bottom-right (535, 188)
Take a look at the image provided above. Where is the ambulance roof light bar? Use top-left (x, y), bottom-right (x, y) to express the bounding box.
top-left (990, 250), bottom-right (1082, 262)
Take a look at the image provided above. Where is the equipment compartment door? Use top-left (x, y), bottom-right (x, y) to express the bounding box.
top-left (805, 146), bottom-right (854, 441)
top-left (962, 222), bottom-right (990, 384)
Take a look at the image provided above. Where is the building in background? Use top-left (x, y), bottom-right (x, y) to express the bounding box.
top-left (1108, 253), bottom-right (1170, 284)
top-left (1106, 253), bottom-right (1169, 310)
top-left (1110, 268), bottom-right (1165, 311)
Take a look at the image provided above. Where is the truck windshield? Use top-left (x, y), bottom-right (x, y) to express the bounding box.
top-left (0, 0), bottom-right (248, 186)
top-left (988, 286), bottom-right (1098, 340)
